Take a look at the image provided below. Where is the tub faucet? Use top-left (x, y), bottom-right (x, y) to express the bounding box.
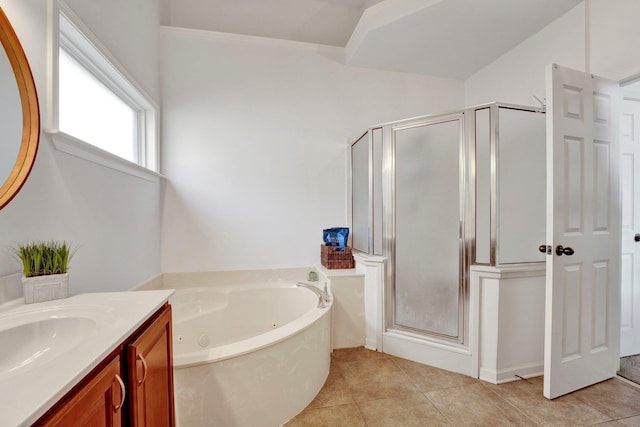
top-left (296, 282), bottom-right (331, 308)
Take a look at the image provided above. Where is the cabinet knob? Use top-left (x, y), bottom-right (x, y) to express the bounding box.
top-left (113, 374), bottom-right (126, 412)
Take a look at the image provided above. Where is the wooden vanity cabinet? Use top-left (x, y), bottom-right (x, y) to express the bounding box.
top-left (126, 304), bottom-right (175, 426)
top-left (35, 303), bottom-right (174, 427)
top-left (39, 356), bottom-right (124, 427)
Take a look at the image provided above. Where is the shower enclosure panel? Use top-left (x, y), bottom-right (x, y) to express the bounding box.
top-left (391, 115), bottom-right (468, 342)
top-left (475, 105), bottom-right (546, 266)
top-left (349, 128), bottom-right (383, 255)
top-left (349, 103), bottom-right (546, 371)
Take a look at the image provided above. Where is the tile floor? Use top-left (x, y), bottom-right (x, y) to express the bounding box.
top-left (284, 347), bottom-right (640, 427)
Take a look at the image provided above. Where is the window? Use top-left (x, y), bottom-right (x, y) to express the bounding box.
top-left (48, 2), bottom-right (159, 175)
top-left (59, 49), bottom-right (138, 162)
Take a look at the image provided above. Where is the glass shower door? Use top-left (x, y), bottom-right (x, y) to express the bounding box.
top-left (392, 117), bottom-right (463, 341)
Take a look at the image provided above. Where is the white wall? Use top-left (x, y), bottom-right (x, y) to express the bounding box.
top-left (589, 0), bottom-right (640, 81)
top-left (62, 0), bottom-right (161, 99)
top-left (160, 28), bottom-right (464, 272)
top-left (0, 0), bottom-right (162, 293)
top-left (465, 0), bottom-right (640, 106)
top-left (464, 2), bottom-right (586, 106)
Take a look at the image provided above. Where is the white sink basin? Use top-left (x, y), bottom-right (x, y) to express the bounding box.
top-left (0, 306), bottom-right (104, 379)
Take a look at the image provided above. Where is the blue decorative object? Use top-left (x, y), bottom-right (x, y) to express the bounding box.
top-left (323, 227), bottom-right (349, 251)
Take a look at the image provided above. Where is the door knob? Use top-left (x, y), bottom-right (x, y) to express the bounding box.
top-left (555, 245), bottom-right (574, 256)
top-left (635, 234), bottom-right (640, 242)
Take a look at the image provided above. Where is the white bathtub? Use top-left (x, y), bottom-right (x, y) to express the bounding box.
top-left (168, 276), bottom-right (332, 427)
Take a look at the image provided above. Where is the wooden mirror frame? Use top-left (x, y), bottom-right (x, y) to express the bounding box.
top-left (0, 6), bottom-right (39, 210)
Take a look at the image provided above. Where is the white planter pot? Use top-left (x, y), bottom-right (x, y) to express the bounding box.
top-left (22, 273), bottom-right (70, 304)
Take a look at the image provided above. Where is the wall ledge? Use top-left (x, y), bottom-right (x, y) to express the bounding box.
top-left (47, 131), bottom-right (164, 183)
top-left (353, 253), bottom-right (386, 264)
top-left (470, 263), bottom-right (545, 279)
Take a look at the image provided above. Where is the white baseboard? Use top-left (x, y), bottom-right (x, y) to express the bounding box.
top-left (364, 337), bottom-right (377, 351)
top-left (383, 331), bottom-right (473, 376)
top-left (479, 363), bottom-right (543, 384)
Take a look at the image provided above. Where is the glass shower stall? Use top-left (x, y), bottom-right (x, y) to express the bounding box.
top-left (349, 103), bottom-right (546, 359)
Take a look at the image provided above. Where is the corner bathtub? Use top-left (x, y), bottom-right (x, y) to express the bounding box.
top-left (170, 281), bottom-right (332, 427)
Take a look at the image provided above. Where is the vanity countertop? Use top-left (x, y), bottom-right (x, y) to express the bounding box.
top-left (0, 290), bottom-right (174, 427)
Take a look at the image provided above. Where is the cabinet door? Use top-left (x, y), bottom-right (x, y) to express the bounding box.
top-left (127, 304), bottom-right (175, 426)
top-left (39, 356), bottom-right (125, 427)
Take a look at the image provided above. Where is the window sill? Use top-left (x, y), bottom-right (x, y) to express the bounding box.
top-left (46, 130), bottom-right (163, 182)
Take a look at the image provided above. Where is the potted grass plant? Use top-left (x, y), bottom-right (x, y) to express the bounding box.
top-left (15, 241), bottom-right (75, 304)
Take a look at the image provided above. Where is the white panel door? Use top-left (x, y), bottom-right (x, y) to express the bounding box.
top-left (621, 94), bottom-right (640, 357)
top-left (544, 64), bottom-right (621, 399)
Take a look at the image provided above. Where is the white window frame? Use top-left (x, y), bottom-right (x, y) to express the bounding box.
top-left (46, 0), bottom-right (160, 180)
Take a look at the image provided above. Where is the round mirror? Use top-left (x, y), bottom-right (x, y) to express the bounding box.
top-left (0, 7), bottom-right (39, 210)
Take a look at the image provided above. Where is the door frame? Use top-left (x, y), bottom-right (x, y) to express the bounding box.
top-left (619, 73), bottom-right (640, 359)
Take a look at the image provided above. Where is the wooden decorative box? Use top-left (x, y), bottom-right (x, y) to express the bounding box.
top-left (321, 244), bottom-right (355, 269)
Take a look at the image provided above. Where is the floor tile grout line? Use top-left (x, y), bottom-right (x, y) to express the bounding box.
top-left (389, 355), bottom-right (489, 395)
top-left (569, 382), bottom-right (627, 423)
top-left (352, 400), bottom-right (370, 427)
top-left (389, 355), bottom-right (426, 393)
top-left (422, 391), bottom-right (455, 426)
top-left (616, 374), bottom-right (640, 390)
top-left (334, 349), bottom-right (404, 426)
top-left (611, 414), bottom-right (640, 423)
top-left (476, 380), bottom-right (543, 426)
top-left (326, 359), bottom-right (362, 410)
top-left (570, 398), bottom-right (616, 424)
top-left (582, 419), bottom-right (616, 427)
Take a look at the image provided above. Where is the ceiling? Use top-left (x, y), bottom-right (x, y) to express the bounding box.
top-left (164, 0), bottom-right (584, 79)
top-left (165, 0), bottom-right (385, 47)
